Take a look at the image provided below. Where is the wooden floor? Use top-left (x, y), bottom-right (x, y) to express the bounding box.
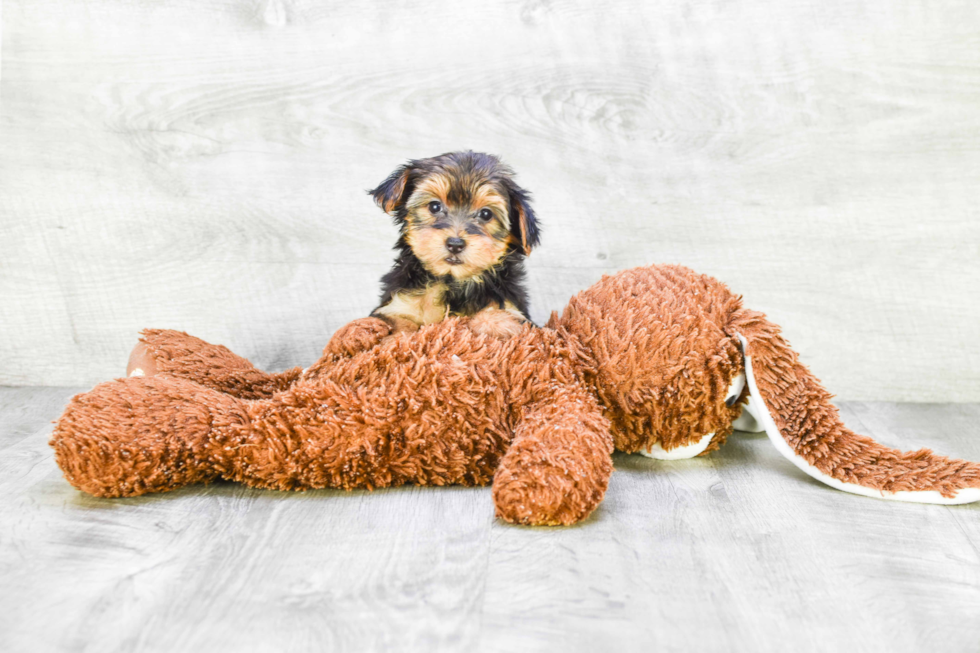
top-left (2, 387), bottom-right (979, 652)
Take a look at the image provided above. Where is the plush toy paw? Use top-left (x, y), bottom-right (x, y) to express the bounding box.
top-left (493, 456), bottom-right (609, 526)
top-left (384, 316), bottom-right (422, 334)
top-left (126, 341), bottom-right (158, 378)
top-left (303, 317), bottom-right (395, 381)
top-left (322, 317), bottom-right (393, 359)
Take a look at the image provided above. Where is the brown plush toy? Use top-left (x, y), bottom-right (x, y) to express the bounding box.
top-left (51, 264), bottom-right (980, 526)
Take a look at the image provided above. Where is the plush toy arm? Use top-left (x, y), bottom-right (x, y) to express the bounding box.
top-left (129, 329), bottom-right (302, 399)
top-left (492, 383), bottom-right (614, 526)
top-left (302, 317), bottom-right (393, 380)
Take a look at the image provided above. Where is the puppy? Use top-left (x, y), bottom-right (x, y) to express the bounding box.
top-left (368, 151), bottom-right (540, 338)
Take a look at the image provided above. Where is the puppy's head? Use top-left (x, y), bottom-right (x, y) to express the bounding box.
top-left (370, 151), bottom-right (540, 280)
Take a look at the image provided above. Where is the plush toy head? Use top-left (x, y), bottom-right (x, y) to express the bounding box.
top-left (51, 264), bottom-right (980, 527)
top-left (550, 266), bottom-right (746, 457)
top-left (554, 266), bottom-right (980, 504)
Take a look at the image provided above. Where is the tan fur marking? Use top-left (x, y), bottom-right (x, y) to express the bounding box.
top-left (471, 186), bottom-right (510, 230)
top-left (375, 284), bottom-right (449, 326)
top-left (381, 170), bottom-right (410, 214)
top-left (448, 232), bottom-right (509, 280)
top-left (411, 175), bottom-right (452, 207)
top-left (404, 228), bottom-right (455, 277)
top-left (404, 219), bottom-right (509, 280)
top-left (514, 202), bottom-right (532, 254)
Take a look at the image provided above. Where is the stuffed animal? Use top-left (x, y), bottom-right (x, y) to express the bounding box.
top-left (50, 264), bottom-right (980, 525)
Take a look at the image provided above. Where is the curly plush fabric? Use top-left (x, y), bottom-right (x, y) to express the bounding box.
top-left (51, 264), bottom-right (980, 525)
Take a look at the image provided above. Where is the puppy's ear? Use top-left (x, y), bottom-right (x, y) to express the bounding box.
top-left (505, 181), bottom-right (540, 255)
top-left (369, 163), bottom-right (415, 216)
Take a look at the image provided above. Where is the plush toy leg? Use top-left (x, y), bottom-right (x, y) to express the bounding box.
top-left (128, 329), bottom-right (302, 399)
top-left (733, 317), bottom-right (980, 504)
top-left (302, 317), bottom-right (392, 380)
top-left (492, 384), bottom-right (614, 526)
top-left (51, 376), bottom-right (249, 497)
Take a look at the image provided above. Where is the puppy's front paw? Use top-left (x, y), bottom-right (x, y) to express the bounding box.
top-left (383, 316), bottom-right (422, 335)
top-left (469, 307), bottom-right (525, 339)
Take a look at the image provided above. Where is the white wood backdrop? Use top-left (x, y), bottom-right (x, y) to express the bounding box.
top-left (1, 0), bottom-right (979, 400)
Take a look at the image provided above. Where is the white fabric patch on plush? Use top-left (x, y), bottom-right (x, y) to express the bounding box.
top-left (726, 372), bottom-right (746, 404)
top-left (640, 431), bottom-right (715, 460)
top-left (728, 373), bottom-right (765, 432)
top-left (733, 396), bottom-right (764, 432)
top-left (639, 374), bottom-right (749, 460)
top-left (736, 334), bottom-right (980, 505)
top-left (129, 368), bottom-right (144, 377)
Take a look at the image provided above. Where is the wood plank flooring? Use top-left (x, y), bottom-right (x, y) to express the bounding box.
top-left (2, 387), bottom-right (978, 652)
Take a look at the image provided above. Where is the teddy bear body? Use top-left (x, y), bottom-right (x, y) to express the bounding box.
top-left (55, 313), bottom-right (616, 524)
top-left (51, 264), bottom-right (980, 525)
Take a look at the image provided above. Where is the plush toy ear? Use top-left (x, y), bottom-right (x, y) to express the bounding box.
top-left (369, 164), bottom-right (415, 216)
top-left (505, 181), bottom-right (540, 255)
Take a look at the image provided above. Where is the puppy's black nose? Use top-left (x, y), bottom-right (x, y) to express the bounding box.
top-left (445, 237), bottom-right (466, 254)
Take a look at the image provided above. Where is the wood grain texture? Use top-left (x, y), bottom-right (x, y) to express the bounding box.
top-left (2, 0), bottom-right (980, 399)
top-left (2, 387), bottom-right (979, 651)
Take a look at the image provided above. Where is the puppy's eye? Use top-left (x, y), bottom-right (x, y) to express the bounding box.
top-left (428, 201), bottom-right (443, 214)
top-left (478, 208), bottom-right (494, 222)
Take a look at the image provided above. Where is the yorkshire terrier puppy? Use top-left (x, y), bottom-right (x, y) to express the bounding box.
top-left (368, 151), bottom-right (540, 338)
